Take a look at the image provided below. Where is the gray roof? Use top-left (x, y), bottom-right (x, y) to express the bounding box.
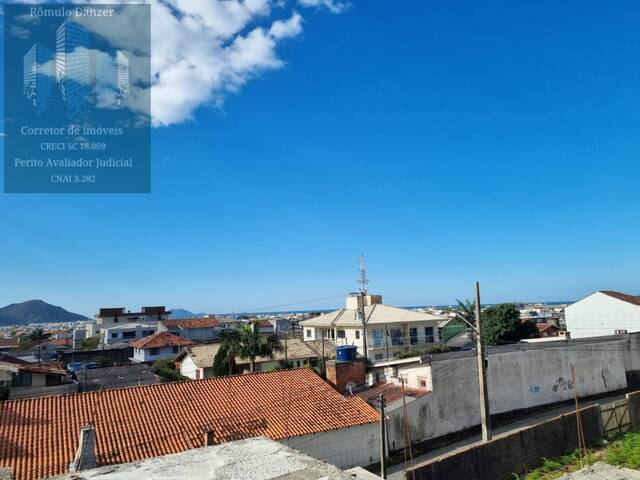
top-left (300, 304), bottom-right (445, 328)
top-left (80, 364), bottom-right (163, 391)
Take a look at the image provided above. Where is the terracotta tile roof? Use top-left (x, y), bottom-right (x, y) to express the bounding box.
top-left (162, 318), bottom-right (220, 329)
top-left (0, 356), bottom-right (66, 376)
top-left (46, 338), bottom-right (72, 347)
top-left (601, 290), bottom-right (640, 307)
top-left (130, 332), bottom-right (194, 349)
top-left (259, 319), bottom-right (273, 328)
top-left (0, 338), bottom-right (18, 348)
top-left (535, 323), bottom-right (559, 333)
top-left (0, 368), bottom-right (379, 480)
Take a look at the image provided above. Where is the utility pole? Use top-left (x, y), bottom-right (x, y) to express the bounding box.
top-left (475, 281), bottom-right (492, 442)
top-left (378, 394), bottom-right (387, 479)
top-left (321, 328), bottom-right (326, 378)
top-left (359, 254), bottom-right (369, 359)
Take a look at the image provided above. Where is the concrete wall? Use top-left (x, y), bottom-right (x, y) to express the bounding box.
top-left (282, 422), bottom-right (379, 469)
top-left (565, 292), bottom-right (640, 339)
top-left (386, 338), bottom-right (637, 451)
top-left (409, 405), bottom-right (603, 480)
top-left (179, 355), bottom-right (200, 379)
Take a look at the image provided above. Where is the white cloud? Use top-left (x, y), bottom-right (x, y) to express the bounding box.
top-left (298, 0), bottom-right (349, 14)
top-left (7, 1), bottom-right (334, 127)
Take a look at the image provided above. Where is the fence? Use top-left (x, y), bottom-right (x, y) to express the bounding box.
top-left (600, 398), bottom-right (630, 436)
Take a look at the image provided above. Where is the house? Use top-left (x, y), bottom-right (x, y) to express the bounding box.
top-left (175, 338), bottom-right (320, 379)
top-left (536, 323), bottom-right (561, 337)
top-left (565, 290), bottom-right (640, 339)
top-left (257, 318), bottom-right (274, 334)
top-left (0, 368), bottom-right (380, 480)
top-left (100, 322), bottom-right (158, 347)
top-left (131, 332), bottom-right (193, 363)
top-left (86, 306), bottom-right (170, 337)
top-left (160, 317), bottom-right (222, 342)
top-left (0, 355), bottom-right (71, 400)
top-left (300, 293), bottom-right (446, 361)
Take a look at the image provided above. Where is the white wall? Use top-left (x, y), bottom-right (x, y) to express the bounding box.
top-left (282, 423), bottom-right (379, 469)
top-left (565, 292), bottom-right (640, 339)
top-left (386, 338), bottom-right (640, 450)
top-left (180, 355), bottom-right (200, 379)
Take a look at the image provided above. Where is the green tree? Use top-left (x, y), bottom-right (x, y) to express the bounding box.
top-left (80, 335), bottom-right (100, 351)
top-left (28, 328), bottom-right (51, 343)
top-left (455, 298), bottom-right (476, 327)
top-left (482, 303), bottom-right (539, 346)
top-left (213, 321), bottom-right (282, 375)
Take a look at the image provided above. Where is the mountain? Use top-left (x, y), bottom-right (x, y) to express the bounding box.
top-left (169, 308), bottom-right (206, 319)
top-left (0, 300), bottom-right (88, 326)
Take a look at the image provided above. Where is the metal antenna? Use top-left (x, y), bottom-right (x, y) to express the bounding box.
top-left (359, 253), bottom-right (369, 294)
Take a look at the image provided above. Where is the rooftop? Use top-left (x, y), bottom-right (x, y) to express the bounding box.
top-left (300, 303), bottom-right (445, 328)
top-left (0, 368), bottom-right (379, 480)
top-left (130, 331), bottom-right (194, 349)
top-left (357, 382), bottom-right (429, 406)
top-left (162, 318), bottom-right (220, 329)
top-left (601, 290), bottom-right (640, 307)
top-left (177, 339), bottom-right (318, 368)
top-left (51, 437), bottom-right (380, 480)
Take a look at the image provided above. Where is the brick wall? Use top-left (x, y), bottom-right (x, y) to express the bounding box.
top-left (326, 360), bottom-right (365, 394)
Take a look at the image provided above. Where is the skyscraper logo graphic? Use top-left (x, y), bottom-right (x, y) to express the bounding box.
top-left (23, 43), bottom-right (53, 117)
top-left (23, 19), bottom-right (130, 119)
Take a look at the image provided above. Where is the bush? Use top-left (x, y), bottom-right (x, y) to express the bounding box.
top-left (605, 431), bottom-right (640, 469)
top-left (155, 367), bottom-right (189, 382)
top-left (94, 356), bottom-right (114, 368)
top-left (80, 336), bottom-right (100, 351)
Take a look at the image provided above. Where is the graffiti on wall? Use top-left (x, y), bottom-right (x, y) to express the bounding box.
top-left (552, 376), bottom-right (574, 392)
top-left (529, 385), bottom-right (541, 394)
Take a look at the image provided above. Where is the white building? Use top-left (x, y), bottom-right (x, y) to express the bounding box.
top-left (565, 290), bottom-right (640, 339)
top-left (86, 306), bottom-right (170, 338)
top-left (131, 332), bottom-right (193, 363)
top-left (100, 322), bottom-right (158, 347)
top-left (300, 294), bottom-right (445, 361)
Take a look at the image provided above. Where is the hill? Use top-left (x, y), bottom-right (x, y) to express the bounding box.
top-left (169, 308), bottom-right (206, 319)
top-left (0, 300), bottom-right (88, 326)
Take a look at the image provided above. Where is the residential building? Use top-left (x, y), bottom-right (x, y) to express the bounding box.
top-left (565, 290), bottom-right (640, 339)
top-left (535, 323), bottom-right (561, 337)
top-left (175, 339), bottom-right (320, 379)
top-left (0, 338), bottom-right (18, 353)
top-left (0, 356), bottom-right (71, 400)
top-left (131, 331), bottom-right (193, 363)
top-left (100, 322), bottom-right (158, 347)
top-left (300, 293), bottom-right (445, 361)
top-left (87, 306), bottom-right (170, 338)
top-left (160, 317), bottom-right (222, 342)
top-left (0, 369), bottom-right (380, 480)
top-left (257, 318), bottom-right (275, 334)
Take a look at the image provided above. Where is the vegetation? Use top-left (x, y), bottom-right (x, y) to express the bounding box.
top-left (397, 344), bottom-right (451, 359)
top-left (456, 298), bottom-right (475, 327)
top-left (153, 358), bottom-right (189, 382)
top-left (17, 328), bottom-right (51, 349)
top-left (605, 431), bottom-right (640, 469)
top-left (94, 356), bottom-right (114, 368)
top-left (79, 335), bottom-right (100, 351)
top-left (212, 321), bottom-right (282, 375)
top-left (482, 303), bottom-right (539, 346)
top-left (518, 449), bottom-right (598, 480)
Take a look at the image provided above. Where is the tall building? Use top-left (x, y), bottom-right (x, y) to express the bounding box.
top-left (56, 19), bottom-right (90, 119)
top-left (116, 50), bottom-right (130, 104)
top-left (23, 43), bottom-right (53, 116)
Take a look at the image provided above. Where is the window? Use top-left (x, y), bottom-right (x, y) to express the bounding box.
top-left (410, 327), bottom-right (418, 345)
top-left (113, 317), bottom-right (119, 323)
top-left (11, 372), bottom-right (32, 388)
top-left (390, 328), bottom-right (402, 346)
top-left (355, 330), bottom-right (360, 339)
top-left (172, 346), bottom-right (179, 354)
top-left (305, 329), bottom-right (312, 338)
top-left (149, 348), bottom-right (160, 356)
top-left (111, 333), bottom-right (118, 339)
top-left (374, 353), bottom-right (384, 360)
top-left (337, 330), bottom-right (346, 339)
top-left (424, 326), bottom-right (434, 343)
top-left (372, 330), bottom-right (384, 348)
top-left (418, 376), bottom-right (428, 388)
top-left (122, 331), bottom-right (136, 339)
top-left (143, 330), bottom-right (155, 336)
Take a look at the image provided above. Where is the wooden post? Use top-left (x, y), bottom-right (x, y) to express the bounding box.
top-left (379, 394), bottom-right (387, 479)
top-left (475, 281), bottom-right (492, 442)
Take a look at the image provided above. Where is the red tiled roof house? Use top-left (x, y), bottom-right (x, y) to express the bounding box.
top-left (130, 332), bottom-right (193, 363)
top-left (0, 368), bottom-right (380, 480)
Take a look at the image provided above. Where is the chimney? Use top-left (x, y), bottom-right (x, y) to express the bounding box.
top-left (326, 360), bottom-right (366, 395)
top-left (69, 425), bottom-right (97, 472)
top-left (204, 429), bottom-right (215, 446)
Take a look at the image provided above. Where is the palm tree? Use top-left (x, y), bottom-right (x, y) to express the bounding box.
top-left (456, 298), bottom-right (476, 327)
top-left (28, 328), bottom-right (51, 343)
top-left (213, 321), bottom-right (282, 375)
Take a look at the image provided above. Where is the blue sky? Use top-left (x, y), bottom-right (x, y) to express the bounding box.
top-left (2, 0), bottom-right (640, 316)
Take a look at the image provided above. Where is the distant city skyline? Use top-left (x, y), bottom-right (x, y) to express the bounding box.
top-left (2, 1), bottom-right (640, 315)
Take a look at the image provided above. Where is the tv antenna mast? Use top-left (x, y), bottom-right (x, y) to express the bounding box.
top-left (358, 253), bottom-right (369, 295)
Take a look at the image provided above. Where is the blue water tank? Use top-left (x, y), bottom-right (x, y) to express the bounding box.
top-left (336, 345), bottom-right (358, 362)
